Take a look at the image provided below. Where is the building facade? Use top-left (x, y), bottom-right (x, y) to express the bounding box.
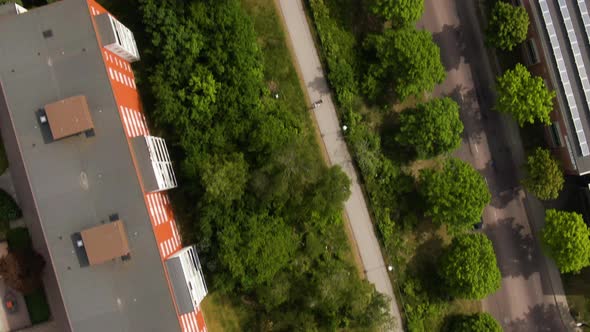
top-left (518, 0), bottom-right (590, 175)
top-left (0, 1), bottom-right (207, 331)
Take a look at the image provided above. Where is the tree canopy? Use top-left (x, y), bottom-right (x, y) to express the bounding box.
top-left (362, 27), bottom-right (445, 101)
top-left (495, 63), bottom-right (555, 126)
top-left (523, 148), bottom-right (564, 200)
top-left (218, 212), bottom-right (297, 290)
top-left (0, 249), bottom-right (45, 295)
top-left (133, 0), bottom-right (390, 328)
top-left (420, 158), bottom-right (491, 231)
top-left (542, 209), bottom-right (590, 274)
top-left (396, 97), bottom-right (463, 159)
top-left (368, 0), bottom-right (425, 27)
top-left (439, 233), bottom-right (501, 300)
top-left (486, 1), bottom-right (529, 51)
top-left (444, 313), bottom-right (503, 332)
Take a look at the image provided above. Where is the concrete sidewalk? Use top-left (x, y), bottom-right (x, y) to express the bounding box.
top-left (275, 0), bottom-right (402, 330)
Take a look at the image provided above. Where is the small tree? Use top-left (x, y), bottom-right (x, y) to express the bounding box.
top-left (0, 250), bottom-right (45, 295)
top-left (0, 190), bottom-right (21, 235)
top-left (420, 158), bottom-right (491, 231)
top-left (486, 1), bottom-right (529, 51)
top-left (542, 209), bottom-right (590, 274)
top-left (523, 148), bottom-right (564, 200)
top-left (444, 313), bottom-right (502, 332)
top-left (368, 0), bottom-right (425, 27)
top-left (363, 27), bottom-right (445, 101)
top-left (396, 97), bottom-right (463, 159)
top-left (496, 64), bottom-right (555, 126)
top-left (440, 233), bottom-right (501, 300)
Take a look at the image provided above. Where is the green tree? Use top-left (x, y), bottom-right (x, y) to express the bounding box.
top-left (440, 233), bottom-right (501, 299)
top-left (0, 190), bottom-right (21, 235)
top-left (218, 212), bottom-right (298, 290)
top-left (368, 0), bottom-right (425, 27)
top-left (444, 313), bottom-right (503, 332)
top-left (198, 153), bottom-right (249, 204)
top-left (396, 97), bottom-right (463, 159)
top-left (0, 0), bottom-right (23, 5)
top-left (363, 27), bottom-right (445, 101)
top-left (542, 209), bottom-right (590, 274)
top-left (486, 1), bottom-right (529, 51)
top-left (420, 158), bottom-right (491, 231)
top-left (495, 63), bottom-right (555, 126)
top-left (523, 148), bottom-right (564, 200)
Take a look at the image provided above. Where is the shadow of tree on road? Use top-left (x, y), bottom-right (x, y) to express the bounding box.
top-left (503, 303), bottom-right (570, 332)
top-left (488, 186), bottom-right (519, 209)
top-left (447, 85), bottom-right (485, 146)
top-left (484, 217), bottom-right (538, 279)
top-left (432, 24), bottom-right (466, 71)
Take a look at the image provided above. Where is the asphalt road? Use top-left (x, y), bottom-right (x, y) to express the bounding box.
top-left (275, 0), bottom-right (403, 330)
top-left (419, 0), bottom-right (574, 331)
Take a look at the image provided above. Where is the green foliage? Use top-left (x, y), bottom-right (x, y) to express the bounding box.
top-left (542, 209), bottom-right (590, 274)
top-left (218, 212), bottom-right (297, 290)
top-left (486, 1), bottom-right (529, 51)
top-left (199, 153), bottom-right (249, 204)
top-left (444, 313), bottom-right (502, 332)
top-left (495, 63), bottom-right (555, 126)
top-left (6, 227), bottom-right (30, 251)
top-left (440, 233), bottom-right (501, 300)
top-left (396, 97), bottom-right (463, 159)
top-left (129, 0), bottom-right (390, 329)
top-left (24, 287), bottom-right (51, 324)
top-left (0, 0), bottom-right (23, 5)
top-left (0, 190), bottom-right (21, 234)
top-left (308, 0), bottom-right (359, 112)
top-left (363, 27), bottom-right (445, 101)
top-left (369, 0), bottom-right (425, 27)
top-left (523, 148), bottom-right (564, 200)
top-left (420, 158), bottom-right (490, 232)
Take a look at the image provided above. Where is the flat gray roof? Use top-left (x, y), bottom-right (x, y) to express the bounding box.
top-left (533, 0), bottom-right (590, 174)
top-left (0, 0), bottom-right (180, 330)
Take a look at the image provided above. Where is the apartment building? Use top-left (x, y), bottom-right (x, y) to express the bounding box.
top-left (519, 0), bottom-right (590, 175)
top-left (0, 1), bottom-right (207, 331)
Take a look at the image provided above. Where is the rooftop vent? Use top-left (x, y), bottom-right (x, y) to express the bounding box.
top-left (80, 219), bottom-right (130, 266)
top-left (43, 95), bottom-right (94, 140)
top-left (42, 29), bottom-right (52, 39)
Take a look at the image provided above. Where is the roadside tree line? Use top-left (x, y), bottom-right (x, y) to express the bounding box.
top-left (485, 1), bottom-right (590, 274)
top-left (309, 0), bottom-right (504, 330)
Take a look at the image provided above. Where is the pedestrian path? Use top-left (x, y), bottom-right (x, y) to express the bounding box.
top-left (276, 1), bottom-right (403, 330)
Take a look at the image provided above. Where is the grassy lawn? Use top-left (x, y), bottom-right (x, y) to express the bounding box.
top-left (201, 293), bottom-right (249, 332)
top-left (24, 287), bottom-right (50, 324)
top-left (563, 268), bottom-right (590, 323)
top-left (242, 0), bottom-right (307, 114)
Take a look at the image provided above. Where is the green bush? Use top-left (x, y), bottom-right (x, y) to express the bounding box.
top-left (0, 190), bottom-right (21, 234)
top-left (6, 227), bottom-right (31, 252)
top-left (308, 0), bottom-right (359, 112)
top-left (24, 287), bottom-right (51, 324)
top-left (443, 313), bottom-right (502, 332)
